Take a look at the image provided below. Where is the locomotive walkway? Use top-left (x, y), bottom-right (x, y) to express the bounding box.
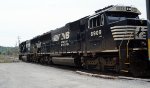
top-left (0, 62), bottom-right (149, 88)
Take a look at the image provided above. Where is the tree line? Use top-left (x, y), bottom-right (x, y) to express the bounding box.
top-left (0, 46), bottom-right (19, 56)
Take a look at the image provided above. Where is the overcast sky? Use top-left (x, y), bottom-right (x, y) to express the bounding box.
top-left (0, 0), bottom-right (147, 47)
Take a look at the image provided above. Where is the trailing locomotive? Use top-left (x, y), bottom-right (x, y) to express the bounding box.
top-left (19, 5), bottom-right (150, 76)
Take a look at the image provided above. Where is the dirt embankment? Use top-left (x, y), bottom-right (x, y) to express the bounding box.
top-left (0, 55), bottom-right (19, 63)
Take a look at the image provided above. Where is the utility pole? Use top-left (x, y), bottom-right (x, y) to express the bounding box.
top-left (17, 36), bottom-right (21, 56)
top-left (146, 0), bottom-right (150, 60)
top-left (18, 36), bottom-right (21, 47)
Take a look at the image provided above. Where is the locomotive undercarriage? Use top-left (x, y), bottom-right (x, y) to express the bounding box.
top-left (81, 52), bottom-right (118, 71)
top-left (19, 48), bottom-right (150, 77)
top-left (81, 50), bottom-right (150, 77)
top-left (19, 49), bottom-right (150, 77)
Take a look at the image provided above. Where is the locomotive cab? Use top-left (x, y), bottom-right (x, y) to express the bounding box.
top-left (106, 7), bottom-right (148, 75)
top-left (85, 5), bottom-right (149, 76)
top-left (105, 6), bottom-right (149, 76)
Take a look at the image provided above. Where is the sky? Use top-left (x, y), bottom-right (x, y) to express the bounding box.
top-left (0, 0), bottom-right (147, 47)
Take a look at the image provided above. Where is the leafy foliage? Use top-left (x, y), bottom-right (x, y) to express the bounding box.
top-left (0, 46), bottom-right (19, 55)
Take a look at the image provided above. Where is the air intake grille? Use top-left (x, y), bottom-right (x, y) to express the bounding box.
top-left (110, 26), bottom-right (147, 40)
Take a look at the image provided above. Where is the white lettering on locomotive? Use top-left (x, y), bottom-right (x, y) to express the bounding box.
top-left (52, 31), bottom-right (70, 41)
top-left (61, 33), bottom-right (66, 40)
top-left (65, 32), bottom-right (70, 39)
top-left (52, 34), bottom-right (61, 41)
top-left (135, 26), bottom-right (146, 39)
top-left (61, 40), bottom-right (69, 46)
top-left (91, 30), bottom-right (102, 37)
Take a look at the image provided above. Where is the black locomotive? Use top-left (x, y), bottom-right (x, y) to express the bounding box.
top-left (19, 5), bottom-right (150, 76)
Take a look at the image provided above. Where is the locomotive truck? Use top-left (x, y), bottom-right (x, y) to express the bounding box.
top-left (19, 5), bottom-right (150, 76)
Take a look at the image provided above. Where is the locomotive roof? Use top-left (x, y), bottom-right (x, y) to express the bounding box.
top-left (20, 5), bottom-right (141, 44)
top-left (90, 5), bottom-right (141, 18)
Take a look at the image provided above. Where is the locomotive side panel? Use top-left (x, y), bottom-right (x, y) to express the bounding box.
top-left (51, 24), bottom-right (70, 54)
top-left (86, 13), bottom-right (116, 53)
top-left (68, 20), bottom-right (81, 53)
top-left (40, 32), bottom-right (51, 53)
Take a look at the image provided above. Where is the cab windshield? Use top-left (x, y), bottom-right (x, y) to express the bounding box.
top-left (106, 12), bottom-right (139, 24)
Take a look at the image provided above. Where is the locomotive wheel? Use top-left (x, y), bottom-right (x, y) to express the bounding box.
top-left (74, 56), bottom-right (82, 68)
top-left (129, 51), bottom-right (149, 77)
top-left (47, 58), bottom-right (53, 65)
top-left (40, 57), bottom-right (44, 64)
top-left (27, 55), bottom-right (30, 62)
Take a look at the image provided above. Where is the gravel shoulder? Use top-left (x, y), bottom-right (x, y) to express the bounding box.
top-left (0, 62), bottom-right (149, 88)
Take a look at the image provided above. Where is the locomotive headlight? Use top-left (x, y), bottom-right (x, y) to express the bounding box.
top-left (115, 6), bottom-right (138, 13)
top-left (126, 7), bottom-right (131, 11)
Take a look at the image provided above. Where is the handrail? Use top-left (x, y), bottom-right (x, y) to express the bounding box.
top-left (119, 26), bottom-right (133, 59)
top-left (126, 31), bottom-right (133, 58)
top-left (118, 26), bottom-right (128, 59)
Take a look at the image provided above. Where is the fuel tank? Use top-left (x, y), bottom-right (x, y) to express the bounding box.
top-left (52, 57), bottom-right (76, 66)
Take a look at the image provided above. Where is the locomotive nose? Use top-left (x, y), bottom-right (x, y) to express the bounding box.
top-left (110, 19), bottom-right (147, 41)
top-left (110, 19), bottom-right (147, 26)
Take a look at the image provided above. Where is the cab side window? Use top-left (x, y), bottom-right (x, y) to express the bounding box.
top-left (100, 14), bottom-right (104, 26)
top-left (89, 14), bottom-right (104, 29)
top-left (97, 16), bottom-right (100, 26)
top-left (93, 18), bottom-right (97, 27)
top-left (89, 19), bottom-right (92, 28)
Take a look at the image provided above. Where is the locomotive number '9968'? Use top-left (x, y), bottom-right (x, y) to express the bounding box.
top-left (19, 5), bottom-right (150, 77)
